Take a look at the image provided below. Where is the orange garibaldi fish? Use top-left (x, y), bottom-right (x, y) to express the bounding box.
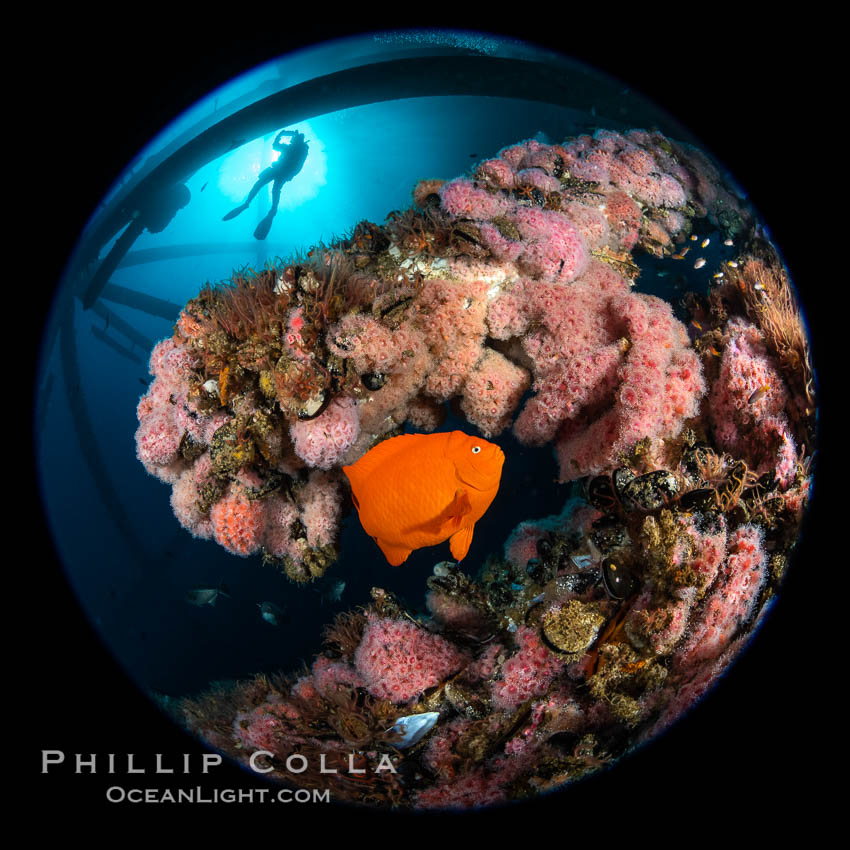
top-left (343, 431), bottom-right (505, 566)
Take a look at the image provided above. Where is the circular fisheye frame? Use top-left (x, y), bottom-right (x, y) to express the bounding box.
top-left (35, 28), bottom-right (815, 810)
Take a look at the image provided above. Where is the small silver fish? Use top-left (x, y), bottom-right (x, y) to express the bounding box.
top-left (258, 601), bottom-right (287, 626)
top-left (185, 586), bottom-right (229, 607)
top-left (694, 258), bottom-right (706, 269)
top-left (701, 237), bottom-right (711, 248)
top-left (388, 712), bottom-right (440, 748)
top-left (317, 580), bottom-right (345, 606)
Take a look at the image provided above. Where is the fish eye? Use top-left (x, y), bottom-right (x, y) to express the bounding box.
top-left (472, 446), bottom-right (481, 454)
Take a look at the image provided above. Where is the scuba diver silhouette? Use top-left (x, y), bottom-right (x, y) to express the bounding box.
top-left (83, 181), bottom-right (191, 309)
top-left (222, 129), bottom-right (309, 240)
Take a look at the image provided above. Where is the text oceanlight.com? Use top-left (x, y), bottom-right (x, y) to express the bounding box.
top-left (105, 787), bottom-right (329, 803)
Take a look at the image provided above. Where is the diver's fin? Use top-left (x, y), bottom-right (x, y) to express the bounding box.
top-left (222, 204), bottom-right (248, 221)
top-left (254, 214), bottom-right (274, 240)
top-left (449, 524), bottom-right (474, 561)
top-left (376, 539), bottom-right (412, 566)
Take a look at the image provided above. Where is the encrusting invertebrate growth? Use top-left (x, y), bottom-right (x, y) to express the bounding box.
top-left (137, 129), bottom-right (814, 807)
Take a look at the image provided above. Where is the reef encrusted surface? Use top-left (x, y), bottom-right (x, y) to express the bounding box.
top-left (136, 129), bottom-right (814, 807)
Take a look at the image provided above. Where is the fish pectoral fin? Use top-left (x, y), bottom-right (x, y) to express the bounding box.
top-left (449, 524), bottom-right (474, 561)
top-left (376, 539), bottom-right (413, 566)
top-left (447, 489), bottom-right (472, 520)
top-left (442, 489), bottom-right (472, 532)
top-left (420, 489), bottom-right (472, 536)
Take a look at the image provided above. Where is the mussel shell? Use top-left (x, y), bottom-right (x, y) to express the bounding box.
top-left (612, 467), bottom-right (636, 500)
top-left (548, 731), bottom-right (581, 752)
top-left (552, 157), bottom-right (565, 179)
top-left (389, 712), bottom-right (440, 748)
top-left (745, 471), bottom-right (777, 500)
top-left (487, 582), bottom-right (514, 608)
top-left (677, 487), bottom-right (718, 512)
top-left (681, 442), bottom-right (716, 476)
top-left (621, 470), bottom-right (680, 511)
top-left (590, 516), bottom-right (629, 551)
top-left (361, 371), bottom-right (388, 391)
top-left (427, 575), bottom-right (461, 593)
top-left (587, 475), bottom-right (618, 512)
top-left (296, 389), bottom-right (330, 420)
top-left (726, 505), bottom-right (749, 526)
top-left (556, 570), bottom-right (599, 596)
top-left (601, 558), bottom-right (639, 600)
top-left (525, 558), bottom-right (547, 583)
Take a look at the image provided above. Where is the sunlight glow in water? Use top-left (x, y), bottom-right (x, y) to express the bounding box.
top-left (217, 122), bottom-right (326, 209)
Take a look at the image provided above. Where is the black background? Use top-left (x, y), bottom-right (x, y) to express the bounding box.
top-left (25, 12), bottom-right (830, 832)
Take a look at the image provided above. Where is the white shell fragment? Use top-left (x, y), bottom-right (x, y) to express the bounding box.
top-left (301, 392), bottom-right (326, 418)
top-left (433, 561), bottom-right (455, 577)
top-left (202, 379), bottom-right (219, 394)
top-left (273, 274), bottom-right (292, 295)
top-left (389, 712), bottom-right (440, 748)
